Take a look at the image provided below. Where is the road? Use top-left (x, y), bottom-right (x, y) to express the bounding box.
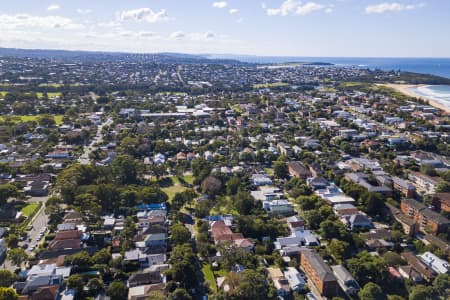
top-left (79, 117), bottom-right (113, 165)
top-left (1, 196), bottom-right (49, 271)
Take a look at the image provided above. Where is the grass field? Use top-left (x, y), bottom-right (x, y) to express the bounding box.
top-left (38, 83), bottom-right (62, 87)
top-left (0, 115), bottom-right (64, 125)
top-left (202, 263), bottom-right (217, 292)
top-left (0, 91), bottom-right (7, 97)
top-left (182, 174), bottom-right (194, 184)
top-left (21, 203), bottom-right (40, 218)
top-left (264, 167), bottom-right (274, 176)
top-left (36, 92), bottom-right (62, 99)
top-left (253, 82), bottom-right (289, 89)
top-left (162, 184), bottom-right (188, 201)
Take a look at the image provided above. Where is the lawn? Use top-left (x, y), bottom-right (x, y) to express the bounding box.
top-left (21, 203), bottom-right (40, 218)
top-left (0, 115), bottom-right (64, 125)
top-left (182, 174), bottom-right (195, 184)
top-left (0, 91), bottom-right (7, 97)
top-left (202, 263), bottom-right (217, 292)
top-left (36, 92), bottom-right (62, 99)
top-left (253, 82), bottom-right (289, 89)
top-left (38, 83), bottom-right (62, 88)
top-left (264, 168), bottom-right (274, 176)
top-left (162, 184), bottom-right (188, 201)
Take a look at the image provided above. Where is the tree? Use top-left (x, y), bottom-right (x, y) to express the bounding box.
top-left (0, 184), bottom-right (19, 205)
top-left (92, 248), bottom-right (112, 265)
top-left (111, 155), bottom-right (140, 184)
top-left (328, 239), bottom-right (350, 262)
top-left (436, 181), bottom-right (450, 193)
top-left (233, 191), bottom-right (258, 215)
top-left (65, 251), bottom-right (92, 269)
top-left (37, 114), bottom-right (56, 127)
top-left (167, 244), bottom-right (197, 290)
top-left (7, 248), bottom-right (28, 267)
top-left (347, 251), bottom-right (387, 286)
top-left (171, 224), bottom-right (191, 245)
top-left (67, 274), bottom-right (84, 296)
top-left (146, 291), bottom-right (166, 300)
top-left (432, 273), bottom-right (450, 299)
top-left (235, 269), bottom-right (269, 300)
top-left (0, 287), bottom-right (18, 300)
top-left (168, 288), bottom-right (192, 300)
top-left (274, 161), bottom-right (289, 180)
top-left (358, 283), bottom-right (386, 300)
top-left (408, 285), bottom-right (435, 300)
top-left (87, 278), bottom-right (105, 296)
top-left (107, 281), bottom-right (129, 300)
top-left (0, 270), bottom-right (18, 287)
top-left (226, 176), bottom-right (241, 195)
top-left (201, 176), bottom-right (222, 198)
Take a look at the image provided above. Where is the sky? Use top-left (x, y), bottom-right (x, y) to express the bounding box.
top-left (0, 0), bottom-right (449, 57)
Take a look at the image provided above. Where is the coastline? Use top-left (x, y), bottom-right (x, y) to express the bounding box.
top-left (381, 83), bottom-right (450, 114)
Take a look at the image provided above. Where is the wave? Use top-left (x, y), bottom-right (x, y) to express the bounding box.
top-left (416, 86), bottom-right (450, 99)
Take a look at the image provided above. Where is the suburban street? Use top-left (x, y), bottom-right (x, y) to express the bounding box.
top-left (79, 117), bottom-right (113, 164)
top-left (2, 196), bottom-right (49, 271)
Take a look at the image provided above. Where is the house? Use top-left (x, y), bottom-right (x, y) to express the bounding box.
top-left (275, 230), bottom-right (319, 250)
top-left (307, 177), bottom-right (328, 190)
top-left (267, 267), bottom-right (291, 297)
top-left (251, 174), bottom-right (273, 186)
top-left (127, 283), bottom-right (165, 300)
top-left (286, 216), bottom-right (305, 232)
top-left (144, 233), bottom-right (168, 248)
top-left (401, 252), bottom-right (436, 282)
top-left (127, 271), bottom-right (162, 288)
top-left (21, 275), bottom-right (63, 295)
top-left (24, 181), bottom-right (49, 196)
top-left (27, 285), bottom-right (60, 300)
top-left (392, 177), bottom-right (416, 198)
top-left (300, 249), bottom-right (337, 297)
top-left (342, 214), bottom-right (372, 231)
top-left (331, 265), bottom-right (360, 295)
top-left (333, 204), bottom-right (359, 217)
top-left (250, 187), bottom-right (283, 202)
top-left (430, 193), bottom-right (450, 213)
top-left (385, 203), bottom-right (419, 236)
top-left (345, 172), bottom-right (392, 196)
top-left (277, 143), bottom-right (292, 157)
top-left (408, 172), bottom-right (439, 194)
top-left (419, 252), bottom-right (449, 274)
top-left (283, 267), bottom-right (306, 291)
top-left (400, 199), bottom-right (450, 235)
top-left (153, 153), bottom-right (165, 165)
top-left (398, 265), bottom-right (424, 283)
top-left (210, 221), bottom-right (254, 251)
top-left (315, 183), bottom-right (356, 206)
top-left (288, 161), bottom-right (312, 179)
top-left (263, 199), bottom-right (295, 216)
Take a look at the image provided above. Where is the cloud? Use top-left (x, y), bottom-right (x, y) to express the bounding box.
top-left (120, 8), bottom-right (171, 23)
top-left (0, 14), bottom-right (82, 30)
top-left (170, 31), bottom-right (185, 40)
top-left (265, 0), bottom-right (328, 16)
top-left (47, 5), bottom-right (60, 11)
top-left (365, 2), bottom-right (424, 14)
top-left (229, 8), bottom-right (239, 14)
top-left (139, 31), bottom-right (159, 39)
top-left (296, 2), bottom-right (324, 15)
top-left (213, 2), bottom-right (228, 9)
top-left (76, 9), bottom-right (93, 14)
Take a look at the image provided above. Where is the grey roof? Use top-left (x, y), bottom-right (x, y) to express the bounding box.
top-left (331, 265), bottom-right (358, 287)
top-left (301, 249), bottom-right (336, 282)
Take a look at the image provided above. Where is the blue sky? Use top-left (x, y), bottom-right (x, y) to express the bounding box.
top-left (0, 0), bottom-right (449, 57)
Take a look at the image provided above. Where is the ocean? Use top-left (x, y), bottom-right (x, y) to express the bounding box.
top-left (212, 56), bottom-right (450, 79)
top-left (410, 85), bottom-right (450, 109)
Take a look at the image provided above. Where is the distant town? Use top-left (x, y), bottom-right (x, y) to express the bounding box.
top-left (0, 49), bottom-right (448, 300)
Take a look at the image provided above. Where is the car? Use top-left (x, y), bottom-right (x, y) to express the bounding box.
top-left (21, 244), bottom-right (28, 249)
top-left (27, 225), bottom-right (33, 231)
top-left (306, 293), bottom-right (317, 300)
top-left (29, 246), bottom-right (35, 251)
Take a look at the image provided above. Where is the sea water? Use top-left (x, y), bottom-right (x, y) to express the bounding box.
top-left (410, 85), bottom-right (450, 109)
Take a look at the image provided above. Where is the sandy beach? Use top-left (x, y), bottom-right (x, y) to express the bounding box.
top-left (380, 83), bottom-right (450, 114)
